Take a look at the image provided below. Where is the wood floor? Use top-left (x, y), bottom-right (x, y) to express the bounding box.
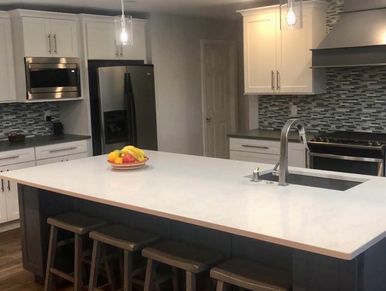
top-left (0, 228), bottom-right (44, 290)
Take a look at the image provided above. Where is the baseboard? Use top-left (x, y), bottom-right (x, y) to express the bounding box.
top-left (0, 220), bottom-right (20, 233)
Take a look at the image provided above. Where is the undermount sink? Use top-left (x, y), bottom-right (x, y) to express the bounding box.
top-left (259, 172), bottom-right (364, 191)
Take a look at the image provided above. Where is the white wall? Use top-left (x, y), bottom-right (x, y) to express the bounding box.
top-left (149, 13), bottom-right (240, 156)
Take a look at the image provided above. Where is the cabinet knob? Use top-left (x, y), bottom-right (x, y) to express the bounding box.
top-left (206, 117), bottom-right (212, 122)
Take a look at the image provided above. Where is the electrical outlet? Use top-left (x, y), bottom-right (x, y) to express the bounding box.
top-left (289, 103), bottom-right (298, 117)
top-left (44, 111), bottom-right (52, 122)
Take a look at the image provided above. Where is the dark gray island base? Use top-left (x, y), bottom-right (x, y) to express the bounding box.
top-left (19, 184), bottom-right (386, 291)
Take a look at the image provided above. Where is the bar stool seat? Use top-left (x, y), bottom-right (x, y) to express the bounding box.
top-left (89, 224), bottom-right (159, 251)
top-left (45, 212), bottom-right (106, 291)
top-left (142, 240), bottom-right (224, 291)
top-left (143, 240), bottom-right (223, 273)
top-left (210, 259), bottom-right (292, 291)
top-left (88, 224), bottom-right (159, 291)
top-left (47, 212), bottom-right (106, 235)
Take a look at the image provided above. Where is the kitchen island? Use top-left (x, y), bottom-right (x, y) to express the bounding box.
top-left (2, 151), bottom-right (386, 291)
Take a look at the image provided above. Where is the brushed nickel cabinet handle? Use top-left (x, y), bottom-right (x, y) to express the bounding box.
top-left (115, 41), bottom-right (119, 56)
top-left (276, 71), bottom-right (280, 90)
top-left (49, 147), bottom-right (77, 154)
top-left (242, 145), bottom-right (269, 150)
top-left (271, 71), bottom-right (275, 90)
top-left (53, 34), bottom-right (57, 54)
top-left (0, 155), bottom-right (20, 161)
top-left (48, 34), bottom-right (52, 54)
top-left (1, 179), bottom-right (4, 193)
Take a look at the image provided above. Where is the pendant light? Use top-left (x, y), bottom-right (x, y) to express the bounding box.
top-left (116, 0), bottom-right (133, 46)
top-left (281, 0), bottom-right (303, 29)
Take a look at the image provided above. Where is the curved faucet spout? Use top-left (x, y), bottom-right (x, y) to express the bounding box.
top-left (278, 119), bottom-right (308, 186)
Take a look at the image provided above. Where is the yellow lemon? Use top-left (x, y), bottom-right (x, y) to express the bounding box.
top-left (114, 157), bottom-right (123, 164)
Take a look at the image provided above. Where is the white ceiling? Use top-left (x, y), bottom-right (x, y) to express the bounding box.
top-left (0, 0), bottom-right (276, 18)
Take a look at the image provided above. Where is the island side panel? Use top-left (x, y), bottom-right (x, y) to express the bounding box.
top-left (18, 185), bottom-right (75, 280)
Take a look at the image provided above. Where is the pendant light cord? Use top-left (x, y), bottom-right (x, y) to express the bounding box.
top-left (121, 0), bottom-right (125, 19)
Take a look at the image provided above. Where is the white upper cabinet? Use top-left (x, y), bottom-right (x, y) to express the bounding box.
top-left (11, 10), bottom-right (79, 58)
top-left (239, 1), bottom-right (327, 95)
top-left (83, 15), bottom-right (147, 61)
top-left (243, 7), bottom-right (278, 93)
top-left (0, 13), bottom-right (16, 103)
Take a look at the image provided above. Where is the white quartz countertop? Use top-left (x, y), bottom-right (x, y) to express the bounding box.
top-left (2, 151), bottom-right (386, 260)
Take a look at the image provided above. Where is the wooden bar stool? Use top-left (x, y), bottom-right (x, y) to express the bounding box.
top-left (44, 212), bottom-right (106, 291)
top-left (142, 240), bottom-right (224, 291)
top-left (210, 259), bottom-right (292, 291)
top-left (88, 224), bottom-right (159, 291)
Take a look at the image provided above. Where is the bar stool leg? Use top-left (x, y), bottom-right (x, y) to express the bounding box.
top-left (172, 267), bottom-right (179, 291)
top-left (88, 240), bottom-right (101, 291)
top-left (144, 259), bottom-right (156, 291)
top-left (215, 280), bottom-right (227, 291)
top-left (186, 271), bottom-right (196, 291)
top-left (74, 234), bottom-right (83, 291)
top-left (44, 225), bottom-right (58, 291)
top-left (123, 250), bottom-right (133, 291)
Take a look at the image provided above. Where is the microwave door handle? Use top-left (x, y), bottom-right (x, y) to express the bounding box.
top-left (124, 73), bottom-right (137, 146)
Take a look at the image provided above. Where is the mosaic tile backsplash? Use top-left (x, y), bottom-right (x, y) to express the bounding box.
top-left (259, 67), bottom-right (386, 133)
top-left (0, 103), bottom-right (60, 138)
top-left (258, 0), bottom-right (386, 133)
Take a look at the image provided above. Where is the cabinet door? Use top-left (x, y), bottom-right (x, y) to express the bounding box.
top-left (278, 10), bottom-right (312, 94)
top-left (0, 176), bottom-right (7, 223)
top-left (243, 8), bottom-right (278, 94)
top-left (288, 144), bottom-right (306, 168)
top-left (121, 20), bottom-right (147, 61)
top-left (86, 20), bottom-right (118, 59)
top-left (1, 161), bottom-right (36, 222)
top-left (0, 17), bottom-right (16, 103)
top-left (51, 19), bottom-right (79, 57)
top-left (22, 17), bottom-right (52, 57)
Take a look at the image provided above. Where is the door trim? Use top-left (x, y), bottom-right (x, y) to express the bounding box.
top-left (200, 39), bottom-right (238, 157)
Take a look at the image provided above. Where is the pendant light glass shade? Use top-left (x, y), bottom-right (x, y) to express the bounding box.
top-left (115, 0), bottom-right (133, 46)
top-left (281, 0), bottom-right (303, 30)
top-left (115, 15), bottom-right (133, 46)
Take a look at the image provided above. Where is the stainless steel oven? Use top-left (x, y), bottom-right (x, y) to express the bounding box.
top-left (308, 132), bottom-right (386, 177)
top-left (25, 57), bottom-right (81, 100)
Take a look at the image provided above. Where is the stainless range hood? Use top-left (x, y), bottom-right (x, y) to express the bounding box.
top-left (312, 0), bottom-right (386, 68)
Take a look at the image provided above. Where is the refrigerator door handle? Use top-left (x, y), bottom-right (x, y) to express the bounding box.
top-left (124, 73), bottom-right (138, 146)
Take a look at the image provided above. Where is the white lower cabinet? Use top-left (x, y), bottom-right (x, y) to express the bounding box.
top-left (35, 140), bottom-right (88, 165)
top-left (229, 137), bottom-right (306, 168)
top-left (1, 161), bottom-right (36, 221)
top-left (0, 139), bottom-right (89, 226)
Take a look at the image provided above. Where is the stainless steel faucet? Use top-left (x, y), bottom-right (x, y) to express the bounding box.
top-left (276, 119), bottom-right (309, 186)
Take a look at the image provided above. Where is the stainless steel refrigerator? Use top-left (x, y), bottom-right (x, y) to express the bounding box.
top-left (89, 62), bottom-right (158, 155)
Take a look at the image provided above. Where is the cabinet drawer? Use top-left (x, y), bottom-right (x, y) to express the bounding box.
top-left (0, 148), bottom-right (35, 167)
top-left (230, 138), bottom-right (280, 155)
top-left (230, 150), bottom-right (279, 165)
top-left (35, 140), bottom-right (88, 160)
top-left (36, 152), bottom-right (88, 166)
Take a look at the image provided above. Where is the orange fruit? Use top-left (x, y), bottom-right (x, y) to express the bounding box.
top-left (108, 151), bottom-right (120, 162)
top-left (114, 157), bottom-right (123, 164)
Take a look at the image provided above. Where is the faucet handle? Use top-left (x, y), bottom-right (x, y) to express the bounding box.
top-left (252, 167), bottom-right (260, 182)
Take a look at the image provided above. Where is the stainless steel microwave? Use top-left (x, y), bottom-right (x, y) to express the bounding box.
top-left (25, 57), bottom-right (81, 100)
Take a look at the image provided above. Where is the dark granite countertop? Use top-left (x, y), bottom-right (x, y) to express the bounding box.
top-left (228, 129), bottom-right (314, 143)
top-left (0, 134), bottom-right (91, 152)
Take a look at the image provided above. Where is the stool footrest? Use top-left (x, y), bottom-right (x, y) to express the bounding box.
top-left (50, 267), bottom-right (75, 283)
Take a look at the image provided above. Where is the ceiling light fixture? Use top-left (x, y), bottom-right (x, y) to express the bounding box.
top-left (116, 0), bottom-right (133, 46)
top-left (281, 0), bottom-right (303, 29)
